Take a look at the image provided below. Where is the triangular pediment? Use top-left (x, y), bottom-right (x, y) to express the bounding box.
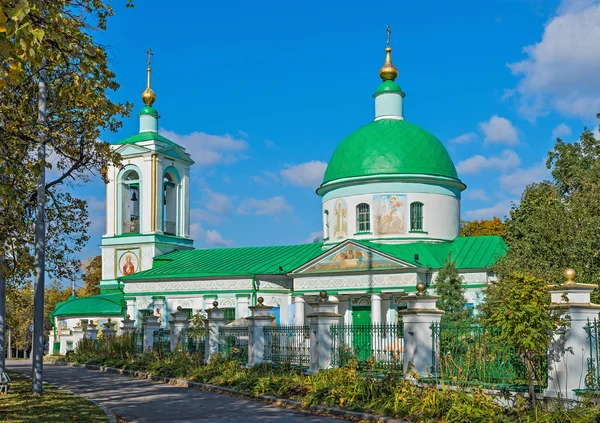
top-left (158, 145), bottom-right (194, 163)
top-left (294, 240), bottom-right (413, 274)
top-left (114, 144), bottom-right (151, 157)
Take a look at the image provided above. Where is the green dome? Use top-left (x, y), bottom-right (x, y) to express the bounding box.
top-left (321, 119), bottom-right (460, 188)
top-left (139, 105), bottom-right (159, 117)
top-left (374, 80), bottom-right (405, 96)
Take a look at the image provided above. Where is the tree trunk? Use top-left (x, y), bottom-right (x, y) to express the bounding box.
top-left (32, 59), bottom-right (48, 395)
top-left (0, 254), bottom-right (6, 374)
top-left (526, 354), bottom-right (537, 409)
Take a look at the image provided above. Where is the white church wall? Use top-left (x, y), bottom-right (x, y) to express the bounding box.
top-left (322, 191), bottom-right (460, 242)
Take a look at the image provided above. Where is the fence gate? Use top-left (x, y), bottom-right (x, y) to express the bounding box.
top-left (219, 327), bottom-right (249, 365)
top-left (264, 325), bottom-right (310, 367)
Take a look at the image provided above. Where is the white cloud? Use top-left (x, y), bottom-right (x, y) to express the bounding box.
top-left (479, 116), bottom-right (519, 146)
top-left (252, 171), bottom-right (280, 185)
top-left (190, 208), bottom-right (221, 225)
top-left (457, 150), bottom-right (521, 175)
top-left (465, 199), bottom-right (514, 220)
top-left (190, 221), bottom-right (204, 242)
top-left (237, 196), bottom-right (293, 216)
top-left (160, 129), bottom-right (249, 166)
top-left (551, 123), bottom-right (572, 139)
top-left (205, 229), bottom-right (233, 247)
top-left (203, 188), bottom-right (233, 214)
top-left (280, 161), bottom-right (327, 188)
top-left (498, 161), bottom-right (550, 195)
top-left (449, 132), bottom-right (478, 145)
top-left (464, 188), bottom-right (491, 202)
top-left (304, 231), bottom-right (323, 244)
top-left (508, 2), bottom-right (600, 119)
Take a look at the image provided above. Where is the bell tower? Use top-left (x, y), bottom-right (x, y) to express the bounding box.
top-left (98, 50), bottom-right (194, 294)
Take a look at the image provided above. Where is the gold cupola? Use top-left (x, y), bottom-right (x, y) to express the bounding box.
top-left (142, 48), bottom-right (156, 106)
top-left (379, 26), bottom-right (398, 81)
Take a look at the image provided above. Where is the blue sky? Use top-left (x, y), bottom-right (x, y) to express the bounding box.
top-left (69, 0), bottom-right (600, 265)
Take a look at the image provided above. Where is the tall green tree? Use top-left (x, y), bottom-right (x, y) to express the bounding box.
top-left (0, 0), bottom-right (132, 391)
top-left (480, 273), bottom-right (562, 407)
top-left (434, 254), bottom-right (470, 323)
top-left (496, 125), bottom-right (600, 301)
top-left (81, 255), bottom-right (102, 296)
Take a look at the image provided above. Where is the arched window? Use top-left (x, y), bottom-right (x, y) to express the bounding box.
top-left (163, 170), bottom-right (179, 236)
top-left (356, 203), bottom-right (370, 232)
top-left (410, 202), bottom-right (424, 231)
top-left (323, 210), bottom-right (330, 239)
top-left (120, 169), bottom-right (140, 234)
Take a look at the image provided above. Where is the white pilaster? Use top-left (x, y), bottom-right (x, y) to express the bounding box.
top-left (293, 297), bottom-right (306, 326)
top-left (371, 294), bottom-right (382, 324)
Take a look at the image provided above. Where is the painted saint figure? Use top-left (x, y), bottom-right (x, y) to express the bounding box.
top-left (122, 255), bottom-right (135, 275)
top-left (333, 199), bottom-right (348, 239)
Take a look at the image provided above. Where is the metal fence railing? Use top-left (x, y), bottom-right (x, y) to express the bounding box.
top-left (264, 325), bottom-right (310, 367)
top-left (431, 322), bottom-right (547, 388)
top-left (135, 330), bottom-right (144, 353)
top-left (181, 328), bottom-right (206, 357)
top-left (219, 327), bottom-right (249, 365)
top-left (585, 318), bottom-right (599, 390)
top-left (153, 329), bottom-right (170, 355)
top-left (331, 323), bottom-right (404, 372)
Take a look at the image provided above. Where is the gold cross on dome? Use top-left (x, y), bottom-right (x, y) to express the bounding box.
top-left (386, 25), bottom-right (391, 46)
top-left (146, 48), bottom-right (153, 68)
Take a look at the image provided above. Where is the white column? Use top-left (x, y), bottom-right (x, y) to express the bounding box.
top-left (293, 297), bottom-right (306, 326)
top-left (247, 298), bottom-right (275, 366)
top-left (400, 290), bottom-right (444, 378)
top-left (371, 294), bottom-right (382, 324)
top-left (237, 295), bottom-right (250, 318)
top-left (337, 295), bottom-right (350, 325)
top-left (382, 294), bottom-right (392, 324)
top-left (545, 269), bottom-right (600, 399)
top-left (126, 300), bottom-right (135, 323)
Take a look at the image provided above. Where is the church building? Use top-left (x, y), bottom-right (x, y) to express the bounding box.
top-left (51, 40), bottom-right (506, 335)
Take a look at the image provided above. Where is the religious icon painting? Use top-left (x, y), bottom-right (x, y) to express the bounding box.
top-left (333, 199), bottom-right (348, 240)
top-left (374, 194), bottom-right (407, 235)
top-left (116, 248), bottom-right (141, 277)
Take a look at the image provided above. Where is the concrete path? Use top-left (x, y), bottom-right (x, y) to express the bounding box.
top-left (7, 360), bottom-right (347, 423)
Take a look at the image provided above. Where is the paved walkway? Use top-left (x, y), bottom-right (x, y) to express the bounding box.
top-left (7, 360), bottom-right (347, 423)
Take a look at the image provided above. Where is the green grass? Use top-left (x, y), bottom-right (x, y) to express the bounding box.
top-left (0, 372), bottom-right (108, 423)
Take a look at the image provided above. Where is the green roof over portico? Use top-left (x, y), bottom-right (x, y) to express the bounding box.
top-left (51, 292), bottom-right (124, 319)
top-left (319, 119), bottom-right (463, 192)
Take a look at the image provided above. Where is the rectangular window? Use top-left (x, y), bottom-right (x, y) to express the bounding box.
top-left (410, 202), bottom-right (423, 231)
top-left (357, 203), bottom-right (370, 232)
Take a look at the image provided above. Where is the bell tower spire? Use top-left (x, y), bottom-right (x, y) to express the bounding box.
top-left (139, 48), bottom-right (160, 133)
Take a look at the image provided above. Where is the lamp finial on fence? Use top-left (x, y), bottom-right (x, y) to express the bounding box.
top-left (563, 268), bottom-right (576, 285)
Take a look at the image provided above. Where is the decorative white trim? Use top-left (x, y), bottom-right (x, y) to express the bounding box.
top-left (124, 279), bottom-right (252, 293)
top-left (218, 298), bottom-right (236, 308)
top-left (374, 116), bottom-right (404, 121)
top-left (352, 296), bottom-right (371, 305)
top-left (294, 273), bottom-right (417, 290)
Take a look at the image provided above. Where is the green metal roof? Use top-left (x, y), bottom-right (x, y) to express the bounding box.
top-left (121, 236), bottom-right (505, 281)
top-left (51, 293), bottom-right (124, 318)
top-left (374, 80), bottom-right (404, 95)
top-left (114, 131), bottom-right (179, 146)
top-left (357, 236), bottom-right (506, 269)
top-left (320, 119), bottom-right (461, 187)
top-left (121, 243), bottom-right (326, 281)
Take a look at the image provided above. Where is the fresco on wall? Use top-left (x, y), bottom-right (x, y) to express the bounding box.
top-left (333, 199), bottom-right (348, 239)
top-left (374, 194), bottom-right (407, 235)
top-left (304, 244), bottom-right (401, 272)
top-left (117, 248), bottom-right (140, 277)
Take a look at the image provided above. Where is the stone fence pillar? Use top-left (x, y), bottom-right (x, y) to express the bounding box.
top-left (545, 269), bottom-right (600, 400)
top-left (205, 301), bottom-right (226, 362)
top-left (170, 306), bottom-right (191, 352)
top-left (102, 318), bottom-right (117, 338)
top-left (71, 324), bottom-right (85, 349)
top-left (399, 283), bottom-right (444, 378)
top-left (143, 315), bottom-right (161, 351)
top-left (246, 297), bottom-right (275, 366)
top-left (120, 314), bottom-right (136, 335)
top-left (85, 321), bottom-right (98, 341)
top-left (307, 291), bottom-right (341, 374)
